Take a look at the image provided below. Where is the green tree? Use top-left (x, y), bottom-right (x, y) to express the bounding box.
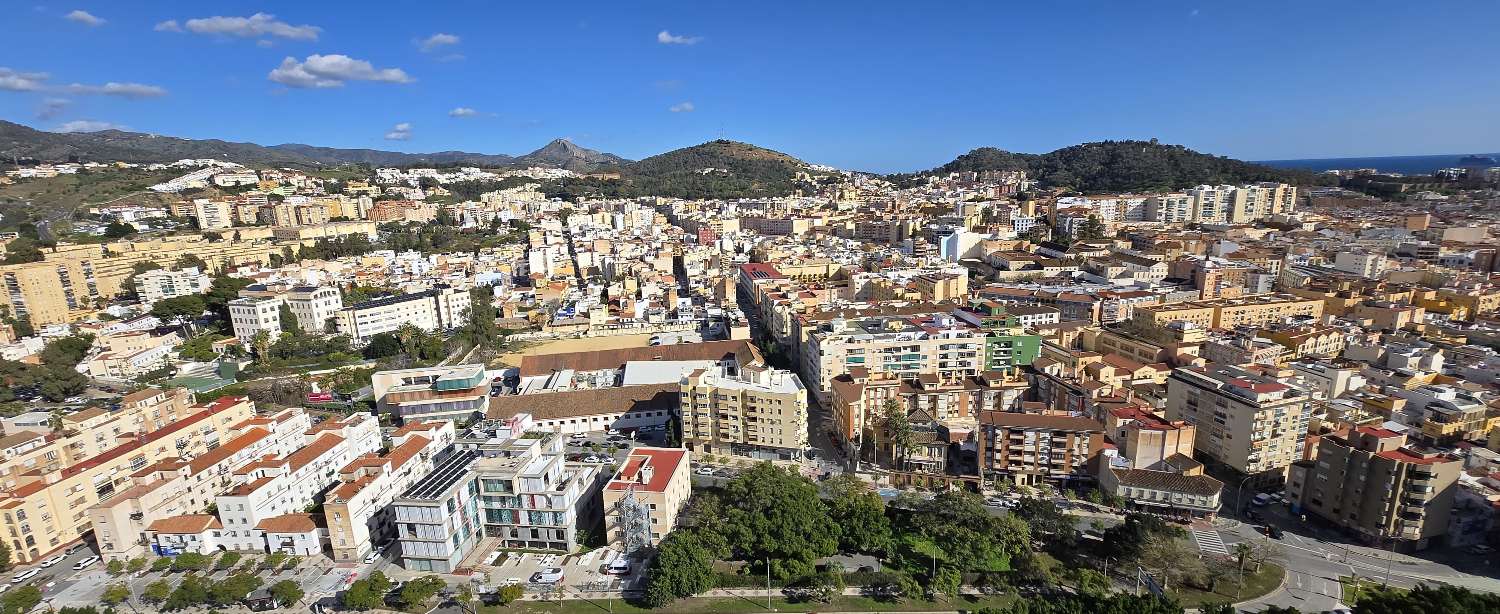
top-left (150, 294), bottom-right (207, 328)
top-left (0, 541), bottom-right (9, 571)
top-left (1077, 215), bottom-right (1107, 240)
top-left (397, 575), bottom-right (445, 608)
top-left (127, 557), bottom-right (148, 573)
top-left (880, 398), bottom-right (914, 469)
top-left (930, 565), bottom-right (962, 601)
top-left (342, 578), bottom-right (384, 610)
top-left (173, 551), bottom-right (211, 572)
top-left (1069, 567), bottom-right (1111, 597)
top-left (164, 573), bottom-right (211, 610)
top-left (151, 557), bottom-right (173, 572)
top-left (0, 237), bottom-right (45, 265)
top-left (210, 573), bottom-right (262, 605)
top-left (142, 579), bottom-right (172, 604)
top-left (40, 334), bottom-right (94, 366)
top-left (278, 302), bottom-right (299, 333)
top-left (1354, 583), bottom-right (1500, 613)
top-left (0, 585), bottom-right (41, 614)
top-left (215, 551), bottom-right (241, 571)
top-left (823, 474), bottom-right (893, 555)
top-left (175, 253), bottom-right (207, 271)
top-left (104, 221), bottom-right (137, 238)
top-left (721, 463), bottom-right (838, 580)
top-left (101, 583), bottom-right (131, 605)
top-left (269, 579), bottom-right (304, 606)
top-left (106, 558), bottom-right (124, 576)
top-left (643, 529), bottom-right (718, 607)
top-left (496, 582), bottom-right (524, 604)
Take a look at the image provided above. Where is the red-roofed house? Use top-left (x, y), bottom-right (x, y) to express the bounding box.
top-left (602, 447), bottom-right (691, 550)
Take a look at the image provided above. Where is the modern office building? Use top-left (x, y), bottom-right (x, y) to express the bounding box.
top-left (680, 363), bottom-right (809, 460)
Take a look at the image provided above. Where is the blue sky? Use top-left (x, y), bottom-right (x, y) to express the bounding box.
top-left (3, 2), bottom-right (1498, 172)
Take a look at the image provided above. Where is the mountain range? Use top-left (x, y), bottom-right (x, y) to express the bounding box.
top-left (1, 120), bottom-right (1331, 196)
top-left (0, 120), bottom-right (627, 172)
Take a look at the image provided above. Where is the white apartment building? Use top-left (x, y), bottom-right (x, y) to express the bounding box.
top-left (213, 415), bottom-right (380, 551)
top-left (285, 285), bottom-right (343, 334)
top-left (192, 199), bottom-right (234, 230)
top-left (801, 312), bottom-right (986, 405)
top-left (1146, 193), bottom-right (1193, 223)
top-left (134, 267), bottom-right (211, 304)
top-left (336, 286), bottom-right (471, 343)
top-left (228, 295), bottom-right (284, 346)
top-left (1333, 251), bottom-right (1387, 279)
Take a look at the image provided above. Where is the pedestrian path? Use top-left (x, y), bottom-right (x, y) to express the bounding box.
top-left (1193, 528), bottom-right (1230, 556)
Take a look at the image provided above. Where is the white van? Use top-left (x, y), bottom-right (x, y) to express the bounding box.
top-left (12, 569), bottom-right (39, 583)
top-left (1252, 493), bottom-right (1272, 507)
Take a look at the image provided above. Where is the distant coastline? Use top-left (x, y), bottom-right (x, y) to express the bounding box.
top-left (1256, 152), bottom-right (1500, 175)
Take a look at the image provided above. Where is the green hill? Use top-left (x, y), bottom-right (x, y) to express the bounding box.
top-left (626, 140), bottom-right (810, 199)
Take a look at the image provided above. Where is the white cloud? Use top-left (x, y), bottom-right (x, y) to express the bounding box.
top-left (35, 98), bottom-right (70, 120)
top-left (384, 122), bottom-right (412, 141)
top-left (420, 33), bottom-right (460, 52)
top-left (448, 107), bottom-right (478, 118)
top-left (0, 67), bottom-right (49, 92)
top-left (669, 101), bottom-right (695, 113)
top-left (268, 54), bottom-right (413, 88)
top-left (1, 68), bottom-right (165, 98)
top-left (657, 30), bottom-right (702, 45)
top-left (65, 10), bottom-right (105, 26)
top-left (64, 82), bottom-right (167, 98)
top-left (56, 119), bottom-right (126, 133)
top-left (167, 13), bottom-right (320, 41)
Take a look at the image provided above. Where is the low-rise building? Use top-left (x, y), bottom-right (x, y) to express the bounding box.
top-left (602, 447), bottom-right (690, 553)
top-left (373, 364), bottom-right (491, 422)
top-left (977, 411), bottom-right (1103, 487)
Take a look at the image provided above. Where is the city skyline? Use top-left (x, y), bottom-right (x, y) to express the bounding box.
top-left (3, 2), bottom-right (1499, 172)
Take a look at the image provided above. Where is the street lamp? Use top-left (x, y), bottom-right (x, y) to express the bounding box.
top-left (1234, 473), bottom-right (1259, 518)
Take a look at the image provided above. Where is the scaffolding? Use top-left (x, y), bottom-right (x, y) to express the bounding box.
top-left (614, 482), bottom-right (651, 556)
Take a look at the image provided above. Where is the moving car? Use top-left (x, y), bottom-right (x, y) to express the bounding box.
top-left (530, 568), bottom-right (565, 584)
top-left (364, 551), bottom-right (380, 564)
top-left (71, 556), bottom-right (99, 570)
top-left (1252, 493), bottom-right (1272, 507)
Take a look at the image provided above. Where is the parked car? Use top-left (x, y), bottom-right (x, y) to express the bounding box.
top-left (12, 569), bottom-right (39, 583)
top-left (530, 568), bottom-right (565, 584)
top-left (72, 556), bottom-right (99, 570)
top-left (1252, 493), bottom-right (1272, 507)
top-left (38, 555), bottom-right (64, 568)
top-left (364, 551), bottom-right (380, 564)
top-left (568, 433), bottom-right (587, 440)
top-left (1468, 544), bottom-right (1495, 555)
top-left (606, 560), bottom-right (631, 575)
top-left (694, 466), bottom-right (715, 475)
top-left (64, 544), bottom-right (88, 556)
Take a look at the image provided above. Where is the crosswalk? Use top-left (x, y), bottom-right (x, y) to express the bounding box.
top-left (1193, 528), bottom-right (1230, 556)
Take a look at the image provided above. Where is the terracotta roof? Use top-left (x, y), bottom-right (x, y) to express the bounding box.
top-left (187, 428), bottom-right (270, 474)
top-left (148, 514), bottom-right (222, 534)
top-left (255, 513), bottom-right (320, 533)
top-left (285, 433), bottom-right (344, 472)
top-left (121, 388), bottom-right (165, 405)
top-left (225, 476), bottom-right (275, 496)
top-left (62, 406), bottom-right (108, 423)
top-left (1111, 468), bottom-right (1223, 496)
top-left (487, 384), bottom-right (678, 421)
top-left (979, 411), bottom-right (1103, 432)
top-left (330, 475), bottom-right (377, 502)
top-left (606, 447), bottom-right (687, 493)
top-left (386, 435), bottom-right (431, 470)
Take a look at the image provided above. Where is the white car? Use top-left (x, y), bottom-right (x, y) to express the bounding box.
top-left (39, 555), bottom-right (65, 568)
top-left (568, 433), bottom-right (587, 440)
top-left (695, 466), bottom-right (715, 475)
top-left (12, 569), bottom-right (39, 583)
top-left (71, 555), bottom-right (99, 570)
top-left (530, 568), bottom-right (565, 584)
top-left (364, 552), bottom-right (379, 564)
top-left (606, 559), bottom-right (631, 575)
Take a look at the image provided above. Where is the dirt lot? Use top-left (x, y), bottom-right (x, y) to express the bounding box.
top-left (495, 333), bottom-right (657, 367)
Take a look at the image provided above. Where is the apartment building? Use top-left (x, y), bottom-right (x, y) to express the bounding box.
top-left (209, 414), bottom-right (380, 552)
top-left (977, 411), bottom-right (1103, 486)
top-left (335, 286), bottom-right (471, 343)
top-left (133, 267), bottom-right (211, 304)
top-left (192, 200), bottom-right (234, 230)
top-left (325, 421), bottom-right (455, 561)
top-left (396, 421), bottom-right (604, 572)
top-left (0, 393), bottom-right (256, 564)
top-left (1166, 364), bottom-right (1310, 486)
top-left (953, 301), bottom-right (1044, 372)
top-left (227, 295), bottom-right (285, 346)
top-left (1289, 426), bottom-right (1459, 550)
top-left (801, 312), bottom-right (986, 406)
top-left (238, 283), bottom-right (345, 335)
top-left (602, 447), bottom-right (691, 553)
top-left (1, 236), bottom-right (291, 325)
top-left (90, 407), bottom-right (310, 560)
top-left (829, 369), bottom-right (1027, 459)
top-left (373, 363), bottom-right (491, 422)
top-left (680, 364), bottom-right (809, 460)
top-left (1131, 295), bottom-right (1324, 337)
